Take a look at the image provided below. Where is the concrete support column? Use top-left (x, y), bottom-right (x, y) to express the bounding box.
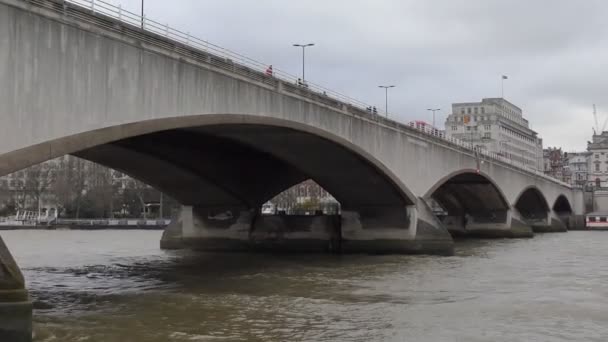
top-left (0, 236), bottom-right (32, 342)
top-left (340, 200), bottom-right (453, 255)
top-left (447, 209), bottom-right (533, 238)
top-left (517, 210), bottom-right (567, 233)
top-left (161, 205), bottom-right (340, 252)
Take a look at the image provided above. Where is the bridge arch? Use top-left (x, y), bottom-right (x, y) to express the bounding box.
top-left (514, 186), bottom-right (550, 221)
top-left (1, 114), bottom-right (417, 211)
top-left (424, 170), bottom-right (510, 235)
top-left (553, 194), bottom-right (573, 214)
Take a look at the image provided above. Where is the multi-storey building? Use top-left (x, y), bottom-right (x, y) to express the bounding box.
top-left (444, 98), bottom-right (543, 170)
top-left (543, 147), bottom-right (568, 181)
top-left (567, 152), bottom-right (590, 187)
top-left (587, 131), bottom-right (608, 188)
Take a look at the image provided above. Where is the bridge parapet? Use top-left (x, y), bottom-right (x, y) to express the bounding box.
top-left (14, 0), bottom-right (569, 189)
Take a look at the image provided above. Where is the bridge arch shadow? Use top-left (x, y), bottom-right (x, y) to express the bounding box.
top-left (2, 115), bottom-right (417, 212)
top-left (553, 194), bottom-right (573, 215)
top-left (514, 186), bottom-right (549, 222)
top-left (424, 170), bottom-right (510, 237)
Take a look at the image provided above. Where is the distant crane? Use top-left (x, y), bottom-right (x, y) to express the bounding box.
top-left (593, 104), bottom-right (608, 135)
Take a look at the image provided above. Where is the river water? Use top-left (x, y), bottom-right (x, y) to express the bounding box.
top-left (2, 230), bottom-right (608, 342)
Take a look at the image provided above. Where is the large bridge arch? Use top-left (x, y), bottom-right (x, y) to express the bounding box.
top-left (0, 114), bottom-right (417, 210)
top-left (423, 170), bottom-right (510, 237)
top-left (514, 186), bottom-right (550, 220)
top-left (553, 194), bottom-right (573, 215)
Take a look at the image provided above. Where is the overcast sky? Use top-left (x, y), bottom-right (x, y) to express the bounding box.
top-left (114, 0), bottom-right (608, 151)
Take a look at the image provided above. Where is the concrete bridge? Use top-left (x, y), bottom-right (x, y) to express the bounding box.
top-left (0, 0), bottom-right (586, 338)
top-left (0, 0), bottom-right (585, 254)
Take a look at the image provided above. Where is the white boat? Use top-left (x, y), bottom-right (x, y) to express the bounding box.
top-left (586, 212), bottom-right (608, 230)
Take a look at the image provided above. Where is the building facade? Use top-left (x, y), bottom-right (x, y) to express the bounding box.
top-left (567, 152), bottom-right (590, 187)
top-left (587, 131), bottom-right (608, 188)
top-left (445, 98), bottom-right (543, 170)
top-left (543, 147), bottom-right (568, 182)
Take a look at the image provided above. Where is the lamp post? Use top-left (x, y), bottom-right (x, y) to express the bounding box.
top-left (293, 43), bottom-right (314, 83)
top-left (427, 108), bottom-right (441, 127)
top-left (378, 85), bottom-right (395, 117)
top-left (140, 0), bottom-right (144, 29)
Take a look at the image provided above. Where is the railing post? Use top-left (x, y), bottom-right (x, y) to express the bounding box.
top-left (91, 0), bottom-right (95, 13)
top-left (165, 24), bottom-right (169, 37)
top-left (186, 32), bottom-right (190, 46)
top-left (118, 5), bottom-right (122, 21)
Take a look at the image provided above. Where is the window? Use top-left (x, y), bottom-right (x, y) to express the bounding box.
top-left (597, 178), bottom-right (602, 188)
top-left (474, 107), bottom-right (478, 114)
top-left (484, 133), bottom-right (491, 139)
top-left (596, 164), bottom-right (600, 171)
top-left (467, 108), bottom-right (471, 114)
top-left (474, 116), bottom-right (478, 121)
top-left (596, 154), bottom-right (600, 159)
top-left (481, 107), bottom-right (485, 114)
top-left (601, 217), bottom-right (607, 223)
top-left (452, 126), bottom-right (457, 130)
top-left (461, 108), bottom-right (465, 114)
top-left (589, 217), bottom-right (597, 222)
top-left (484, 125), bottom-right (491, 130)
top-left (466, 126), bottom-right (471, 131)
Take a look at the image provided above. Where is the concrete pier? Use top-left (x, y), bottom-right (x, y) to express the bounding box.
top-left (442, 210), bottom-right (533, 239)
top-left (161, 203), bottom-right (454, 255)
top-left (0, 236), bottom-right (32, 342)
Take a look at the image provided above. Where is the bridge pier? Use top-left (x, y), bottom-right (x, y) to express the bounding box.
top-left (525, 210), bottom-right (568, 233)
top-left (161, 205), bottom-right (340, 253)
top-left (341, 201), bottom-right (453, 255)
top-left (442, 209), bottom-right (533, 239)
top-left (0, 236), bottom-right (32, 342)
top-left (162, 202), bottom-right (454, 255)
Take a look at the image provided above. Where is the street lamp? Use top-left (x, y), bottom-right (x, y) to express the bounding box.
top-left (378, 85), bottom-right (395, 117)
top-left (141, 0), bottom-right (144, 29)
top-left (427, 108), bottom-right (441, 127)
top-left (293, 43), bottom-right (314, 83)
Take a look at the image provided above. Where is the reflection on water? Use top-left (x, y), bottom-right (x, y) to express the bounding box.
top-left (2, 230), bottom-right (608, 341)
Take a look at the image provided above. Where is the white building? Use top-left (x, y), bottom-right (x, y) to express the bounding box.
top-left (566, 152), bottom-right (590, 187)
top-left (444, 98), bottom-right (543, 170)
top-left (587, 132), bottom-right (608, 188)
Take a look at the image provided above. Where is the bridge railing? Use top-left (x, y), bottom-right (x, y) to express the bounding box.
top-left (64, 0), bottom-right (371, 110)
top-left (26, 0), bottom-right (570, 188)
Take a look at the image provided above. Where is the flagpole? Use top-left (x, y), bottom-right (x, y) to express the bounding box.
top-left (501, 77), bottom-right (504, 99)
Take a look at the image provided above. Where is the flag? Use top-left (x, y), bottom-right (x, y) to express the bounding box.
top-left (265, 65), bottom-right (273, 76)
top-left (502, 75), bottom-right (508, 80)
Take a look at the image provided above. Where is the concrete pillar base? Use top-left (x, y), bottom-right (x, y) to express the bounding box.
top-left (0, 291), bottom-right (32, 342)
top-left (0, 235), bottom-right (32, 342)
top-left (160, 219), bottom-right (185, 250)
top-left (461, 218), bottom-right (534, 239)
top-left (531, 218), bottom-right (568, 233)
top-left (568, 215), bottom-right (587, 230)
top-left (161, 206), bottom-right (341, 253)
top-left (162, 204), bottom-right (455, 255)
top-left (340, 202), bottom-right (454, 255)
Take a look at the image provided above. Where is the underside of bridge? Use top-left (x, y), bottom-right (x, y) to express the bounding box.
top-left (515, 188), bottom-right (567, 233)
top-left (73, 124), bottom-right (451, 255)
top-left (552, 194), bottom-right (573, 230)
top-left (429, 172), bottom-right (532, 238)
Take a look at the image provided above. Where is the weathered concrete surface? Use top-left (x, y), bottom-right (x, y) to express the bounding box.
top-left (529, 211), bottom-right (568, 233)
top-left (162, 201), bottom-right (454, 255)
top-left (0, 236), bottom-right (32, 342)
